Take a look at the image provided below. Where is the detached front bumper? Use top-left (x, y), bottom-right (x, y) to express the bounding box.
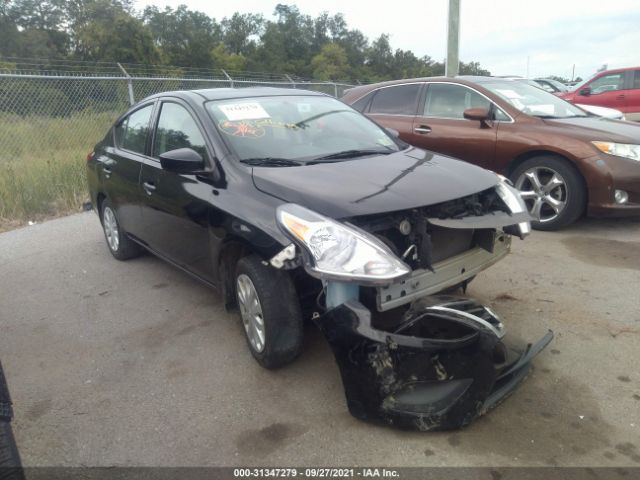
top-left (314, 297), bottom-right (552, 431)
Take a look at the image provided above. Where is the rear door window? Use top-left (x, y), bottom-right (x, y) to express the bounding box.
top-left (115, 104), bottom-right (154, 154)
top-left (369, 84), bottom-right (421, 115)
top-left (633, 71), bottom-right (640, 89)
top-left (153, 102), bottom-right (209, 161)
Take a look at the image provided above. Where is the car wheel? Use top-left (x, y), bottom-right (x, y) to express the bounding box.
top-left (510, 156), bottom-right (586, 231)
top-left (235, 254), bottom-right (303, 369)
top-left (100, 200), bottom-right (143, 260)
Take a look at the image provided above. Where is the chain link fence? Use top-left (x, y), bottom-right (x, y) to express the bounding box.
top-left (0, 63), bottom-right (354, 227)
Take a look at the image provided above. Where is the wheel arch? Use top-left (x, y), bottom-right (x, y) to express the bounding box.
top-left (506, 150), bottom-right (589, 205)
top-left (96, 192), bottom-right (107, 222)
top-left (216, 237), bottom-right (263, 311)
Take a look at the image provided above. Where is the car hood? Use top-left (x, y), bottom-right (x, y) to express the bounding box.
top-left (251, 148), bottom-right (500, 218)
top-left (544, 116), bottom-right (640, 143)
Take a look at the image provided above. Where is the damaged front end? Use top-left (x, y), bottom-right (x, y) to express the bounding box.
top-left (315, 297), bottom-right (553, 431)
top-left (271, 178), bottom-right (551, 430)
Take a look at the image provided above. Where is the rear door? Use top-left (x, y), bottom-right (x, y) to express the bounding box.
top-left (139, 99), bottom-right (215, 281)
top-left (103, 102), bottom-right (155, 238)
top-left (365, 83), bottom-right (423, 139)
top-left (410, 83), bottom-right (501, 170)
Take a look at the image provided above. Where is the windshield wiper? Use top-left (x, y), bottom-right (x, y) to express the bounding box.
top-left (240, 157), bottom-right (303, 167)
top-left (310, 149), bottom-right (394, 163)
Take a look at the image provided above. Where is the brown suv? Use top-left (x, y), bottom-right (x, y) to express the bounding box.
top-left (342, 76), bottom-right (640, 230)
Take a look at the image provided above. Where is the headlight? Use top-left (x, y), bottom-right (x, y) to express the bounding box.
top-left (592, 141), bottom-right (640, 161)
top-left (494, 175), bottom-right (531, 237)
top-left (276, 204), bottom-right (410, 285)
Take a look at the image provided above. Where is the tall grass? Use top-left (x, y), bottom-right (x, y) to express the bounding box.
top-left (0, 111), bottom-right (119, 229)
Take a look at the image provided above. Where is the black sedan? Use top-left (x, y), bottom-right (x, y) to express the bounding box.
top-left (87, 88), bottom-right (550, 430)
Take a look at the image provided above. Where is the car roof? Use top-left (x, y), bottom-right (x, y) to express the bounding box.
top-left (594, 66), bottom-right (640, 75)
top-left (143, 87), bottom-right (328, 103)
top-left (347, 76), bottom-right (530, 92)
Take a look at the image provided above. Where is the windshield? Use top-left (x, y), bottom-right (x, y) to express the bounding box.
top-left (483, 81), bottom-right (587, 118)
top-left (206, 95), bottom-right (400, 163)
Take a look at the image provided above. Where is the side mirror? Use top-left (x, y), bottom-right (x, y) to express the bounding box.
top-left (159, 148), bottom-right (204, 173)
top-left (385, 127), bottom-right (400, 138)
top-left (463, 107), bottom-right (490, 122)
top-left (579, 87), bottom-right (591, 96)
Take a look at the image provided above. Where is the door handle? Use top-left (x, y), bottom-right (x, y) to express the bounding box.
top-left (616, 94), bottom-right (625, 100)
top-left (414, 125), bottom-right (432, 134)
top-left (143, 181), bottom-right (156, 195)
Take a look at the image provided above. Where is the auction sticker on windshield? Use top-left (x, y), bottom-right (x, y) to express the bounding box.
top-left (219, 102), bottom-right (270, 121)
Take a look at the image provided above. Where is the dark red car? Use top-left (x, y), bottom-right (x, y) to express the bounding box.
top-left (558, 67), bottom-right (640, 122)
top-left (342, 76), bottom-right (640, 230)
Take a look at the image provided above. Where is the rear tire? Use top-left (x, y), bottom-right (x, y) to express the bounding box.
top-left (510, 156), bottom-right (586, 231)
top-left (235, 255), bottom-right (304, 369)
top-left (100, 199), bottom-right (143, 260)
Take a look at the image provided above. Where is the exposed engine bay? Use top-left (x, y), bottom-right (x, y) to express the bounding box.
top-left (348, 186), bottom-right (516, 272)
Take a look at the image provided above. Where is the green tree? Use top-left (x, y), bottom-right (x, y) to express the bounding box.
top-left (11, 0), bottom-right (65, 29)
top-left (210, 43), bottom-right (247, 71)
top-left (311, 43), bottom-right (348, 80)
top-left (1, 0), bottom-right (492, 84)
top-left (0, 0), bottom-right (20, 57)
top-left (366, 34), bottom-right (394, 79)
top-left (459, 61), bottom-right (490, 76)
top-left (143, 5), bottom-right (221, 67)
top-left (73, 0), bottom-right (161, 63)
top-left (252, 4), bottom-right (315, 74)
top-left (221, 12), bottom-right (263, 56)
top-left (6, 0), bottom-right (69, 58)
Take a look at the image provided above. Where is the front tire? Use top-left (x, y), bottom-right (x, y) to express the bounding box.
top-left (235, 255), bottom-right (304, 369)
top-left (510, 156), bottom-right (586, 231)
top-left (100, 200), bottom-right (142, 260)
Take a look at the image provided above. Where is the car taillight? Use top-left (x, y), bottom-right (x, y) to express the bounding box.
top-left (87, 150), bottom-right (95, 162)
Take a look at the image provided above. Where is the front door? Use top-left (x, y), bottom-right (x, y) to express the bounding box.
top-left (576, 71), bottom-right (627, 112)
top-left (139, 100), bottom-right (215, 281)
top-left (410, 83), bottom-right (499, 170)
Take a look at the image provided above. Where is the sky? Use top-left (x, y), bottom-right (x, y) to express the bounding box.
top-left (135, 0), bottom-right (640, 80)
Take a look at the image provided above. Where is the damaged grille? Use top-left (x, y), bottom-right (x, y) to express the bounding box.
top-left (423, 187), bottom-right (510, 219)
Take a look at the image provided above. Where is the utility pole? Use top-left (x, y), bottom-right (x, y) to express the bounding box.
top-left (526, 56), bottom-right (530, 78)
top-left (571, 64), bottom-right (575, 82)
top-left (445, 0), bottom-right (460, 77)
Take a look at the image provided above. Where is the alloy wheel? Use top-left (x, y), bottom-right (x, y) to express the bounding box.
top-left (103, 206), bottom-right (120, 252)
top-left (236, 274), bottom-right (266, 353)
top-left (515, 167), bottom-right (568, 223)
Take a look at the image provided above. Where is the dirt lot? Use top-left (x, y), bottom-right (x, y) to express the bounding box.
top-left (0, 212), bottom-right (639, 467)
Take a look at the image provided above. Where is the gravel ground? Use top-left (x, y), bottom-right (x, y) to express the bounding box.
top-left (0, 212), bottom-right (639, 467)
